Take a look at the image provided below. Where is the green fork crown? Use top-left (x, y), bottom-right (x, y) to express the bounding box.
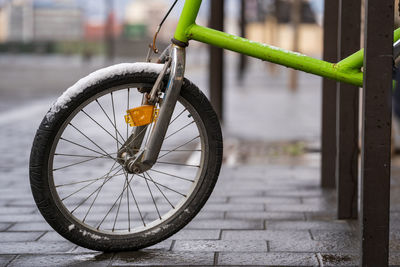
top-left (174, 0), bottom-right (400, 87)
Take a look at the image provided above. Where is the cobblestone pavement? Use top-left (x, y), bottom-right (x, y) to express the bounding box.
top-left (2, 110), bottom-right (400, 267)
top-left (1, 54), bottom-right (400, 266)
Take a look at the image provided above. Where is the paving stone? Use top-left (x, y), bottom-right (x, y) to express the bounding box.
top-left (228, 196), bottom-right (301, 204)
top-left (266, 221), bottom-right (352, 231)
top-left (218, 252), bottom-right (319, 266)
top-left (0, 207), bottom-right (36, 214)
top-left (226, 211), bottom-right (305, 221)
top-left (173, 240), bottom-right (268, 252)
top-left (0, 232), bottom-right (43, 242)
top-left (7, 222), bottom-right (53, 231)
top-left (186, 219), bottom-right (263, 230)
top-left (170, 229), bottom-right (220, 240)
top-left (0, 223), bottom-right (11, 231)
top-left (72, 239), bottom-right (172, 254)
top-left (206, 196), bottom-right (228, 203)
top-left (270, 239), bottom-right (358, 253)
top-left (390, 252), bottom-right (400, 266)
top-left (319, 253), bottom-right (359, 266)
top-left (390, 239), bottom-right (400, 251)
top-left (37, 231), bottom-right (65, 242)
top-left (221, 230), bottom-right (311, 241)
top-left (0, 255), bottom-right (15, 267)
top-left (304, 211), bottom-right (337, 221)
top-left (211, 189), bottom-right (264, 197)
top-left (390, 230), bottom-right (400, 241)
top-left (193, 211), bottom-right (225, 220)
top-left (202, 203), bottom-right (264, 212)
top-left (0, 242), bottom-right (74, 254)
top-left (263, 189), bottom-right (326, 198)
top-left (0, 214), bottom-right (45, 223)
top-left (302, 195), bottom-right (335, 204)
top-left (265, 203), bottom-right (334, 212)
top-left (112, 251), bottom-right (214, 266)
top-left (8, 253), bottom-right (112, 267)
top-left (311, 230), bottom-right (359, 242)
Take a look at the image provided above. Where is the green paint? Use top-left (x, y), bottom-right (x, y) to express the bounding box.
top-left (173, 0), bottom-right (400, 87)
top-left (173, 0), bottom-right (202, 43)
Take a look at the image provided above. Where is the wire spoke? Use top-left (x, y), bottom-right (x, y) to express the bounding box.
top-left (80, 162), bottom-right (120, 219)
top-left (62, 165), bottom-right (122, 202)
top-left (159, 149), bottom-right (201, 152)
top-left (81, 109), bottom-right (124, 147)
top-left (148, 169), bottom-right (195, 182)
top-left (136, 173), bottom-right (187, 197)
top-left (111, 92), bottom-right (120, 152)
top-left (122, 125), bottom-right (149, 151)
top-left (69, 123), bottom-right (114, 160)
top-left (123, 171), bottom-right (146, 227)
top-left (145, 172), bottom-right (174, 208)
top-left (55, 152), bottom-right (117, 158)
top-left (169, 108), bottom-right (187, 126)
top-left (56, 176), bottom-right (115, 188)
top-left (97, 174), bottom-right (134, 229)
top-left (143, 173), bottom-right (161, 219)
top-left (164, 121), bottom-right (195, 141)
top-left (60, 138), bottom-right (107, 157)
top-left (126, 88), bottom-right (130, 141)
top-left (112, 179), bottom-right (126, 231)
top-left (158, 136), bottom-right (200, 160)
top-left (124, 171), bottom-right (131, 231)
top-left (96, 99), bottom-right (126, 143)
top-left (53, 155), bottom-right (112, 171)
top-left (156, 161), bottom-right (200, 168)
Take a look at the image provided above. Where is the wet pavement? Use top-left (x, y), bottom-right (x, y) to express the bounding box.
top-left (0, 53), bottom-right (399, 266)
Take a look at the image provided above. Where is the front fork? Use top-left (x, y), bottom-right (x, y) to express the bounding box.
top-left (121, 44), bottom-right (186, 173)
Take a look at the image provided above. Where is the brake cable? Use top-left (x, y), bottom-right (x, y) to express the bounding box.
top-left (146, 0), bottom-right (179, 61)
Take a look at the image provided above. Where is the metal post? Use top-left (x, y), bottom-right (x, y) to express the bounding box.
top-left (105, 0), bottom-right (115, 62)
top-left (336, 0), bottom-right (361, 220)
top-left (289, 0), bottom-right (301, 91)
top-left (237, 0), bottom-right (247, 82)
top-left (321, 0), bottom-right (339, 188)
top-left (209, 0), bottom-right (224, 121)
top-left (360, 0), bottom-right (393, 265)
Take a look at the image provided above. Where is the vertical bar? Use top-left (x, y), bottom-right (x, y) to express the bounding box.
top-left (289, 0), bottom-right (301, 91)
top-left (209, 0), bottom-right (224, 121)
top-left (321, 0), bottom-right (339, 188)
top-left (105, 0), bottom-right (115, 61)
top-left (360, 0), bottom-right (393, 265)
top-left (336, 0), bottom-right (361, 220)
top-left (237, 0), bottom-right (247, 82)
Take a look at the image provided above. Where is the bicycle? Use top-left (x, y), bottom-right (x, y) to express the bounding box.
top-left (29, 0), bottom-right (400, 252)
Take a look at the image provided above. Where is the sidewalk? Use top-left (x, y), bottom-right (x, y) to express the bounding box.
top-left (0, 53), bottom-right (399, 266)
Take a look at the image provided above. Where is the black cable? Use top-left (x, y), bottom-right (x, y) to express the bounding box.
top-left (159, 0), bottom-right (179, 29)
top-left (149, 0), bottom-right (180, 54)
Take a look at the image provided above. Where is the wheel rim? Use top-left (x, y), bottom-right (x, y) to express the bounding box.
top-left (48, 83), bottom-right (208, 235)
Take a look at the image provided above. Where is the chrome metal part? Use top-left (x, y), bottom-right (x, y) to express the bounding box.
top-left (149, 57), bottom-right (172, 103)
top-left (134, 45), bottom-right (186, 172)
top-left (157, 45), bottom-right (172, 63)
top-left (394, 40), bottom-right (400, 61)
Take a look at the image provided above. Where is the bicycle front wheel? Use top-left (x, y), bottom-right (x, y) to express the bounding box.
top-left (29, 69), bottom-right (223, 251)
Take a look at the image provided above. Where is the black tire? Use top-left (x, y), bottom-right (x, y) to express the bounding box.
top-left (29, 71), bottom-right (223, 251)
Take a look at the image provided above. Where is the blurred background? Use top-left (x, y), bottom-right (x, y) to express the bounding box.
top-left (0, 0), bottom-right (330, 165)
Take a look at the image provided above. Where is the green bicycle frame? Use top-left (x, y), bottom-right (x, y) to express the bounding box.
top-left (174, 0), bottom-right (400, 87)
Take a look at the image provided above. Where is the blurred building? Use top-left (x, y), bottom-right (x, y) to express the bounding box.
top-left (85, 12), bottom-right (122, 41)
top-left (0, 0), bottom-right (84, 43)
top-left (245, 0), bottom-right (323, 56)
top-left (0, 0), bottom-right (33, 42)
top-left (124, 0), bottom-right (171, 40)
